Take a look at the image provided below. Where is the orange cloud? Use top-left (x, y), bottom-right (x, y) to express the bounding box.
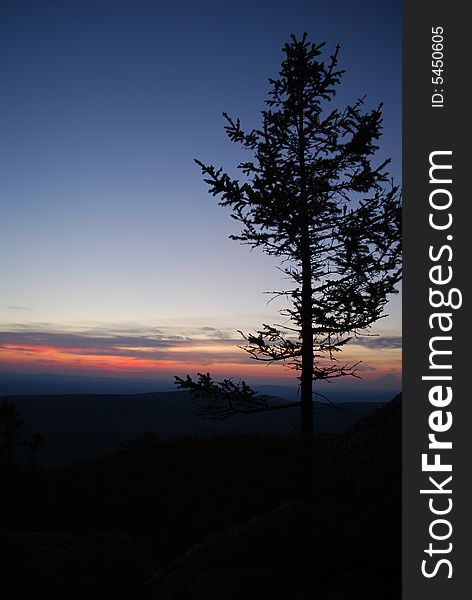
top-left (0, 326), bottom-right (401, 386)
top-left (0, 341), bottom-right (400, 383)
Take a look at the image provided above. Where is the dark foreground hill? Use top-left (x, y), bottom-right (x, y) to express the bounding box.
top-left (0, 394), bottom-right (401, 599)
top-left (12, 391), bottom-right (385, 465)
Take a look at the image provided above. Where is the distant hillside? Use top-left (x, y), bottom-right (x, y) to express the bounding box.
top-left (0, 371), bottom-right (399, 403)
top-left (10, 391), bottom-right (387, 465)
top-left (0, 371), bottom-right (175, 395)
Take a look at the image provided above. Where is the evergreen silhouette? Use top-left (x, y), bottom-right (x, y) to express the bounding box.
top-left (176, 34), bottom-right (401, 495)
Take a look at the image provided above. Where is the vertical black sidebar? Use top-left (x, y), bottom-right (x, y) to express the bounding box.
top-left (403, 1), bottom-right (469, 597)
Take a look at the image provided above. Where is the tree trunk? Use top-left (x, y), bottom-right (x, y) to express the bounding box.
top-left (297, 76), bottom-right (314, 504)
top-left (300, 236), bottom-right (313, 439)
top-left (300, 236), bottom-right (314, 504)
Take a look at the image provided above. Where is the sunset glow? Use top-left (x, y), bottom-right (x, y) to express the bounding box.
top-left (0, 1), bottom-right (401, 396)
top-left (0, 324), bottom-right (401, 386)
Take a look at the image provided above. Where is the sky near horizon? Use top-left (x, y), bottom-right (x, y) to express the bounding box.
top-left (0, 0), bottom-right (401, 390)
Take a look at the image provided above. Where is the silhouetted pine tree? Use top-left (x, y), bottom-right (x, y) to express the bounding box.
top-left (177, 34), bottom-right (401, 498)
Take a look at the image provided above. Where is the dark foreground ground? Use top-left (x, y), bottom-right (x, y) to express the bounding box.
top-left (0, 395), bottom-right (401, 599)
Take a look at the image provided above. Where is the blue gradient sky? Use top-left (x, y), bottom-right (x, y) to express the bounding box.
top-left (0, 0), bottom-right (401, 387)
